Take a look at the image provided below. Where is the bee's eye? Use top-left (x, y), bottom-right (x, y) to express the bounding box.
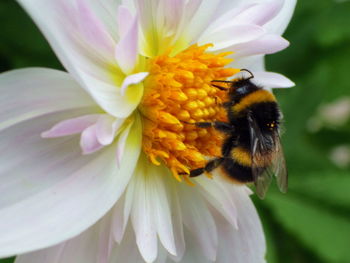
top-left (267, 122), bottom-right (276, 129)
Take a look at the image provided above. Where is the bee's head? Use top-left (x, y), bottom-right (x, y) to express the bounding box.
top-left (211, 69), bottom-right (259, 100)
top-left (228, 77), bottom-right (259, 100)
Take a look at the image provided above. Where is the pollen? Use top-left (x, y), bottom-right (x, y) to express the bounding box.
top-left (139, 44), bottom-right (239, 182)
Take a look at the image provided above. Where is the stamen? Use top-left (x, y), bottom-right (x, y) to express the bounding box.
top-left (140, 44), bottom-right (239, 181)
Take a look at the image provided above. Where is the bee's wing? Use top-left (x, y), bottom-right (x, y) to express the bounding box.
top-left (272, 133), bottom-right (288, 193)
top-left (247, 113), bottom-right (273, 199)
top-left (247, 112), bottom-right (287, 199)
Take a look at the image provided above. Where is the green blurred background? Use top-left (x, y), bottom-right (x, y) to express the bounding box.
top-left (1, 0), bottom-right (350, 262)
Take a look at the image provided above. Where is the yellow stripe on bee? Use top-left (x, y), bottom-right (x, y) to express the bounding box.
top-left (233, 146), bottom-right (274, 167)
top-left (232, 89), bottom-right (276, 114)
top-left (231, 147), bottom-right (252, 167)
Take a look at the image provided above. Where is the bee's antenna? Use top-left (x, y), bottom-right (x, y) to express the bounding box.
top-left (240, 69), bottom-right (254, 80)
top-left (211, 83), bottom-right (229, 91)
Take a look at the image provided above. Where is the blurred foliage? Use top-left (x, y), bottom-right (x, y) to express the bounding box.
top-left (1, 0), bottom-right (350, 263)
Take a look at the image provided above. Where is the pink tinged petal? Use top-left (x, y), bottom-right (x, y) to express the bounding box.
top-left (265, 0), bottom-right (297, 35)
top-left (232, 34), bottom-right (290, 58)
top-left (115, 15), bottom-right (139, 75)
top-left (95, 114), bottom-right (126, 146)
top-left (253, 71), bottom-right (295, 88)
top-left (0, 68), bottom-right (96, 132)
top-left (41, 114), bottom-right (100, 138)
top-left (120, 72), bottom-right (149, 97)
top-left (76, 0), bottom-right (115, 54)
top-left (179, 185), bottom-right (218, 261)
top-left (214, 186), bottom-right (266, 263)
top-left (201, 24), bottom-right (266, 51)
top-left (0, 115), bottom-right (142, 257)
top-left (15, 217), bottom-right (108, 263)
top-left (17, 1), bottom-right (129, 117)
top-left (116, 121), bottom-right (133, 167)
top-left (233, 0), bottom-right (284, 26)
top-left (80, 124), bottom-right (104, 155)
top-left (118, 5), bottom-right (135, 37)
top-left (0, 110), bottom-right (100, 208)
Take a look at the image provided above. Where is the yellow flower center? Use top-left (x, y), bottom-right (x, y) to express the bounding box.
top-left (139, 44), bottom-right (239, 183)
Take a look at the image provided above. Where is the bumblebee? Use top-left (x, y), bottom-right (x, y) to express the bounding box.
top-left (188, 69), bottom-right (288, 199)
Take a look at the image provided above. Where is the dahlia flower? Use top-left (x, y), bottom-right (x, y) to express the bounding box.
top-left (0, 0), bottom-right (296, 262)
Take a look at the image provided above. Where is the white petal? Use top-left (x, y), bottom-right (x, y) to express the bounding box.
top-left (115, 14), bottom-right (139, 75)
top-left (97, 214), bottom-right (114, 263)
top-left (166, 181), bottom-right (185, 262)
top-left (202, 24), bottom-right (265, 51)
top-left (111, 193), bottom-right (128, 244)
top-left (230, 55), bottom-right (265, 72)
top-left (134, 0), bottom-right (158, 36)
top-left (233, 0), bottom-right (283, 27)
top-left (204, 3), bottom-right (255, 34)
top-left (0, 115), bottom-right (142, 257)
top-left (78, 73), bottom-right (139, 118)
top-left (195, 176), bottom-right (238, 228)
top-left (116, 121), bottom-right (133, 166)
top-left (265, 0), bottom-right (297, 35)
top-left (185, 0), bottom-right (222, 43)
top-left (41, 114), bottom-right (100, 138)
top-left (214, 185), bottom-right (266, 263)
top-left (147, 167), bottom-right (177, 257)
top-left (131, 163), bottom-right (158, 262)
top-left (178, 184), bottom-right (218, 261)
top-left (161, 0), bottom-right (185, 34)
top-left (111, 173), bottom-right (136, 244)
top-left (120, 72), bottom-right (149, 97)
top-left (109, 224), bottom-right (145, 263)
top-left (0, 68), bottom-right (96, 132)
top-left (131, 159), bottom-right (182, 261)
top-left (95, 114), bottom-right (118, 146)
top-left (253, 71), bottom-right (295, 88)
top-left (15, 244), bottom-right (67, 263)
top-left (166, 231), bottom-right (212, 263)
top-left (232, 34), bottom-right (289, 58)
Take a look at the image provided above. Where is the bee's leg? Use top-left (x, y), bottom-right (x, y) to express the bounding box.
top-left (190, 121), bottom-right (234, 133)
top-left (189, 158), bottom-right (224, 177)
